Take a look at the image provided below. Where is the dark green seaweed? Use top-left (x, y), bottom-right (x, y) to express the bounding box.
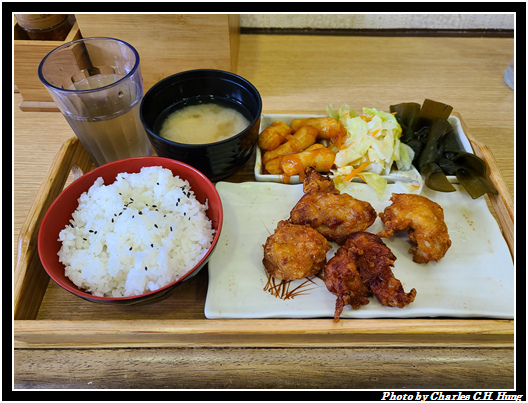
top-left (390, 102), bottom-right (421, 143)
top-left (453, 153), bottom-right (498, 199)
top-left (417, 118), bottom-right (453, 172)
top-left (452, 152), bottom-right (488, 176)
top-left (440, 130), bottom-right (465, 155)
top-left (435, 157), bottom-right (459, 176)
top-left (390, 98), bottom-right (498, 198)
top-left (422, 163), bottom-right (456, 192)
top-left (415, 99), bottom-right (453, 131)
top-left (456, 167), bottom-right (499, 199)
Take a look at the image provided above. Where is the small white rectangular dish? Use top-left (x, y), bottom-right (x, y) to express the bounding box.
top-left (254, 113), bottom-right (473, 184)
top-left (204, 181), bottom-right (514, 319)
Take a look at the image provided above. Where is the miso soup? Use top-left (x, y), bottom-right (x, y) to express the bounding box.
top-left (159, 102), bottom-right (250, 144)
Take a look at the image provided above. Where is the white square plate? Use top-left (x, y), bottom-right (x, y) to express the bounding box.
top-left (254, 114), bottom-right (473, 184)
top-left (204, 181), bottom-right (514, 319)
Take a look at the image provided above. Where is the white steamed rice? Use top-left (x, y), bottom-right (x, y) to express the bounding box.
top-left (57, 166), bottom-right (215, 297)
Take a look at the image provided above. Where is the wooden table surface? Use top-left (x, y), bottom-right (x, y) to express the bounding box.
top-left (13, 34), bottom-right (515, 390)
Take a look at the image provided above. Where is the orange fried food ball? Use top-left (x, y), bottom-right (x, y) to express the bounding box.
top-left (290, 117), bottom-right (347, 147)
top-left (263, 220), bottom-right (331, 281)
top-left (264, 144), bottom-right (336, 179)
top-left (262, 125), bottom-right (319, 165)
top-left (258, 121), bottom-right (293, 151)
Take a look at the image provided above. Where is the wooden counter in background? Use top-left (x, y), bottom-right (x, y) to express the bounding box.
top-left (75, 14), bottom-right (240, 92)
top-left (13, 33), bottom-right (515, 390)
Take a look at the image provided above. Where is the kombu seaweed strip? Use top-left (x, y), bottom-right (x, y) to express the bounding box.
top-left (453, 153), bottom-right (498, 199)
top-left (390, 102), bottom-right (421, 143)
top-left (391, 98), bottom-right (498, 197)
top-left (418, 118), bottom-right (453, 172)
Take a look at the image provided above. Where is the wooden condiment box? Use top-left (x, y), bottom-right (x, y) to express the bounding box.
top-left (14, 15), bottom-right (82, 111)
top-left (75, 14), bottom-right (240, 93)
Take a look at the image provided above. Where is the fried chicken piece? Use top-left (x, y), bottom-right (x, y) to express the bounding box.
top-left (377, 193), bottom-right (451, 263)
top-left (289, 168), bottom-right (376, 244)
top-left (324, 232), bottom-right (416, 321)
top-left (346, 232), bottom-right (417, 309)
top-left (263, 220), bottom-right (331, 281)
top-left (303, 165), bottom-right (338, 194)
top-left (324, 243), bottom-right (372, 322)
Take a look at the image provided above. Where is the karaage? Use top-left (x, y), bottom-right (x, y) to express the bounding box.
top-left (263, 220), bottom-right (331, 281)
top-left (346, 232), bottom-right (417, 309)
top-left (377, 193), bottom-right (451, 263)
top-left (324, 243), bottom-right (372, 322)
top-left (324, 232), bottom-right (416, 321)
top-left (289, 168), bottom-right (377, 244)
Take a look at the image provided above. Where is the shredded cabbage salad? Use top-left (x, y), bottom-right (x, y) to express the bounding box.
top-left (326, 104), bottom-right (418, 196)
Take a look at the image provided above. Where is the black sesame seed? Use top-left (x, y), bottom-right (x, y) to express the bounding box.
top-left (132, 215), bottom-right (134, 219)
top-left (111, 218), bottom-right (114, 223)
top-left (94, 231), bottom-right (97, 234)
top-left (152, 205), bottom-right (157, 208)
top-left (130, 197), bottom-right (134, 201)
top-left (70, 223), bottom-right (74, 228)
top-left (156, 182), bottom-right (159, 185)
top-left (138, 211), bottom-right (143, 215)
top-left (151, 244), bottom-right (153, 248)
top-left (154, 224), bottom-right (158, 228)
top-left (145, 266), bottom-right (148, 271)
top-left (129, 247), bottom-right (133, 251)
top-left (170, 226), bottom-right (173, 232)
top-left (83, 238), bottom-right (87, 241)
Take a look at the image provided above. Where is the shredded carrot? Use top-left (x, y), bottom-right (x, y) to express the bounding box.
top-left (411, 184), bottom-right (421, 189)
top-left (340, 140), bottom-right (355, 150)
top-left (360, 115), bottom-right (374, 122)
top-left (391, 111), bottom-right (398, 115)
top-left (370, 129), bottom-right (380, 136)
top-left (343, 160), bottom-right (371, 181)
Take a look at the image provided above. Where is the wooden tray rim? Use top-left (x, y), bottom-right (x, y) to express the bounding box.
top-left (13, 111), bottom-right (515, 349)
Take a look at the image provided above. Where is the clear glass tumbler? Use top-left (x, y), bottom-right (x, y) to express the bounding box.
top-left (504, 59), bottom-right (514, 90)
top-left (39, 37), bottom-right (151, 166)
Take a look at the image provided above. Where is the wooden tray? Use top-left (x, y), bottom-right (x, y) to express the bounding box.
top-left (13, 112), bottom-right (514, 349)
